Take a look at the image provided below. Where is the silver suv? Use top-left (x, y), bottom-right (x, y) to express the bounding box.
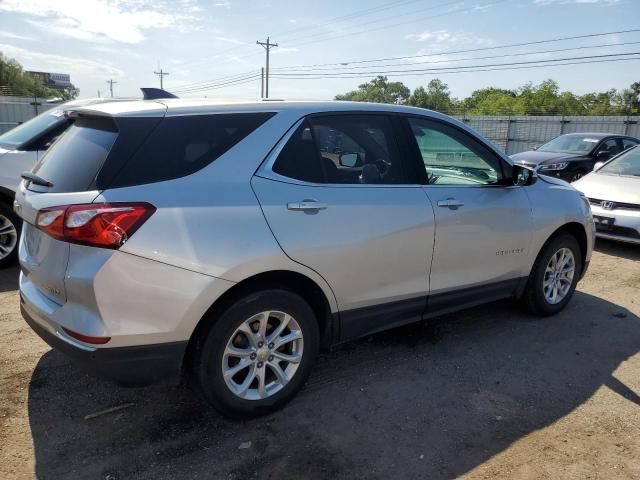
top-left (16, 100), bottom-right (595, 417)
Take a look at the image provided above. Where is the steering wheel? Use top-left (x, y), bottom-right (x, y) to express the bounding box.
top-left (374, 158), bottom-right (392, 179)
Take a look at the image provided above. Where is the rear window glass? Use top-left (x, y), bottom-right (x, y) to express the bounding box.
top-left (109, 112), bottom-right (275, 187)
top-left (29, 117), bottom-right (117, 193)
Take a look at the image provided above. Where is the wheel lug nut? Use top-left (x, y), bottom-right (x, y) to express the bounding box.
top-left (268, 343), bottom-right (274, 349)
top-left (268, 355), bottom-right (274, 361)
top-left (250, 353), bottom-right (257, 360)
top-left (257, 361), bottom-right (263, 368)
top-left (258, 341), bottom-right (264, 348)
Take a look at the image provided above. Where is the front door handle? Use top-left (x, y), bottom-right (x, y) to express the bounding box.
top-left (287, 200), bottom-right (328, 211)
top-left (437, 198), bottom-right (465, 208)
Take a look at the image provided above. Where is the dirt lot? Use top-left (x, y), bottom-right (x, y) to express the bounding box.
top-left (1, 239), bottom-right (639, 480)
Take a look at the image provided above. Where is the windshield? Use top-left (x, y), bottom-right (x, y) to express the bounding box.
top-left (598, 146), bottom-right (640, 176)
top-left (538, 135), bottom-right (600, 155)
top-left (0, 109), bottom-right (65, 148)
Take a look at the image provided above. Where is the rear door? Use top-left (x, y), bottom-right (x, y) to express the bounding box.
top-left (15, 116), bottom-right (119, 304)
top-left (252, 113), bottom-right (435, 340)
top-left (402, 116), bottom-right (533, 304)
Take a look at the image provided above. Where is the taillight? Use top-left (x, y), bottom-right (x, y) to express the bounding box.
top-left (36, 203), bottom-right (155, 249)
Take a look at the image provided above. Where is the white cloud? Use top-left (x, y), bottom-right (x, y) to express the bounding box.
top-left (404, 30), bottom-right (492, 47)
top-left (215, 1), bottom-right (231, 8)
top-left (215, 36), bottom-right (244, 45)
top-left (0, 0), bottom-right (198, 44)
top-left (0, 43), bottom-right (124, 78)
top-left (0, 31), bottom-right (35, 41)
top-left (535, 0), bottom-right (620, 4)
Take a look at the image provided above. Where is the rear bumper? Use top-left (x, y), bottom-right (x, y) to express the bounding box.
top-left (21, 298), bottom-right (187, 385)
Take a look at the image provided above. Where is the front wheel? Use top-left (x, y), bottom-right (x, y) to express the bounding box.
top-left (194, 289), bottom-right (319, 418)
top-left (521, 233), bottom-right (582, 316)
top-left (0, 202), bottom-right (20, 269)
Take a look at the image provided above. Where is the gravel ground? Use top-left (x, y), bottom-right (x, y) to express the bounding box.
top-left (1, 239), bottom-right (639, 480)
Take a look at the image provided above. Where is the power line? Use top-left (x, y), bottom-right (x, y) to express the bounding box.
top-left (271, 54), bottom-right (640, 80)
top-left (257, 37), bottom-right (278, 98)
top-left (172, 73), bottom-right (262, 94)
top-left (277, 41), bottom-right (640, 74)
top-left (172, 70), bottom-right (258, 92)
top-left (275, 28), bottom-right (640, 70)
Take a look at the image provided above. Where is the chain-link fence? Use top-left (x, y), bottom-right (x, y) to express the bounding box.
top-left (443, 111), bottom-right (640, 155)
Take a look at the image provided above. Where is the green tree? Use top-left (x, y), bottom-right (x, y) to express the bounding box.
top-left (335, 76), bottom-right (410, 104)
top-left (0, 52), bottom-right (59, 97)
top-left (408, 79), bottom-right (455, 112)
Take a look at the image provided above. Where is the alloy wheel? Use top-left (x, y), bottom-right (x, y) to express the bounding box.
top-left (222, 310), bottom-right (304, 400)
top-left (543, 247), bottom-right (576, 305)
top-left (0, 214), bottom-right (18, 261)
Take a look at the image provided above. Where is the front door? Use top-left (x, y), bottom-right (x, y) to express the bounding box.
top-left (252, 114), bottom-right (435, 340)
top-left (403, 116), bottom-right (533, 305)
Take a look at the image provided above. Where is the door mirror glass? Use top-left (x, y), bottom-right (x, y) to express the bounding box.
top-left (339, 152), bottom-right (360, 167)
top-left (513, 164), bottom-right (537, 186)
top-left (596, 150), bottom-right (611, 159)
top-left (593, 161), bottom-right (605, 171)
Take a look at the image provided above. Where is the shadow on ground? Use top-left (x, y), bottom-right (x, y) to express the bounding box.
top-left (595, 238), bottom-right (640, 261)
top-left (0, 265), bottom-right (19, 293)
top-left (27, 289), bottom-right (640, 480)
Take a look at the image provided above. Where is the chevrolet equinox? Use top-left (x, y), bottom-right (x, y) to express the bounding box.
top-left (16, 100), bottom-right (595, 417)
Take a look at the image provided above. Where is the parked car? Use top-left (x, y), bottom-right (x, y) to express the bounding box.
top-left (0, 89), bottom-right (176, 268)
top-left (510, 133), bottom-right (639, 183)
top-left (15, 100), bottom-right (594, 417)
top-left (573, 145), bottom-right (640, 244)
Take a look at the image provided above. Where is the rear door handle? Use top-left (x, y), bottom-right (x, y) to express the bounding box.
top-left (437, 198), bottom-right (465, 208)
top-left (287, 200), bottom-right (328, 211)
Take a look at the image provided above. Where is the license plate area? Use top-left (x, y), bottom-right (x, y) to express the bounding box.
top-left (593, 215), bottom-right (615, 231)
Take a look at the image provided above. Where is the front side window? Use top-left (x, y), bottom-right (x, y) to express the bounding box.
top-left (598, 146), bottom-right (640, 176)
top-left (622, 138), bottom-right (638, 150)
top-left (407, 117), bottom-right (502, 186)
top-left (597, 138), bottom-right (621, 157)
top-left (272, 114), bottom-right (406, 185)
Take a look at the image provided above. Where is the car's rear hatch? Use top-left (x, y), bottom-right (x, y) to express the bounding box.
top-left (15, 115), bottom-right (122, 304)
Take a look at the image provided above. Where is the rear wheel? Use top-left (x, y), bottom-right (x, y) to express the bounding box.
top-left (0, 202), bottom-right (20, 268)
top-left (194, 289), bottom-right (319, 417)
top-left (521, 233), bottom-right (582, 316)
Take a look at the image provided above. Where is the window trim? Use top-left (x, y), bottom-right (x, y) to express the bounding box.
top-left (257, 112), bottom-right (422, 188)
top-left (399, 114), bottom-right (513, 188)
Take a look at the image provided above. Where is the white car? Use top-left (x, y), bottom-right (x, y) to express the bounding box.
top-left (574, 145), bottom-right (640, 245)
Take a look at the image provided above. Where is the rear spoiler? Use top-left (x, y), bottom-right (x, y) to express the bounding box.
top-left (140, 88), bottom-right (178, 100)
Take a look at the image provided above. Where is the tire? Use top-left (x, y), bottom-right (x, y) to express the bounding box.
top-left (521, 233), bottom-right (582, 316)
top-left (0, 201), bottom-right (21, 269)
top-left (193, 289), bottom-right (319, 418)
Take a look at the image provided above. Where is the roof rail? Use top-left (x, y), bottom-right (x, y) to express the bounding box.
top-left (140, 88), bottom-right (178, 100)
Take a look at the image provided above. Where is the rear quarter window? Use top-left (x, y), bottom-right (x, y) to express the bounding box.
top-left (108, 112), bottom-right (275, 188)
top-left (29, 117), bottom-right (118, 193)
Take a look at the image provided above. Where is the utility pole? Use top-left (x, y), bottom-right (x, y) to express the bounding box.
top-left (106, 79), bottom-right (117, 98)
top-left (260, 67), bottom-right (264, 99)
top-left (154, 68), bottom-right (169, 89)
top-left (256, 37), bottom-right (277, 98)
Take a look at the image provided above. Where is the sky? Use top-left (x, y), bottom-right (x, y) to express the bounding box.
top-left (0, 0), bottom-right (639, 101)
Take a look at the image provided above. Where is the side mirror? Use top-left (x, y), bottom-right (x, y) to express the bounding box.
top-left (596, 150), bottom-right (611, 159)
top-left (339, 152), bottom-right (360, 168)
top-left (593, 161), bottom-right (605, 171)
top-left (533, 145), bottom-right (539, 151)
top-left (512, 164), bottom-right (538, 186)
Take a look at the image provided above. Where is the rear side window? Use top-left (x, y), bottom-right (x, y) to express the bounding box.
top-left (110, 113), bottom-right (274, 187)
top-left (30, 117), bottom-right (117, 193)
